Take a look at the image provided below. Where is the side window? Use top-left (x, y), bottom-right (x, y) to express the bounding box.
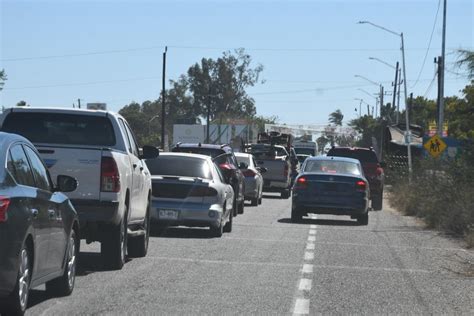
top-left (9, 145), bottom-right (35, 187)
top-left (229, 153), bottom-right (238, 168)
top-left (124, 122), bottom-right (140, 157)
top-left (118, 119), bottom-right (133, 153)
top-left (23, 146), bottom-right (52, 191)
top-left (213, 162), bottom-right (225, 183)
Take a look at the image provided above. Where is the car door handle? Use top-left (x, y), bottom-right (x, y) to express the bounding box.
top-left (48, 209), bottom-right (56, 219)
top-left (31, 208), bottom-right (39, 218)
top-left (133, 163), bottom-right (138, 169)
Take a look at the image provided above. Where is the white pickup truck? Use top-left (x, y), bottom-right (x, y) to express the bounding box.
top-left (0, 107), bottom-right (159, 269)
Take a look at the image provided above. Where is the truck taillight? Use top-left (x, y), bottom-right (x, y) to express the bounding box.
top-left (0, 196), bottom-right (11, 223)
top-left (243, 169), bottom-right (256, 177)
top-left (284, 164), bottom-right (289, 177)
top-left (101, 157), bottom-right (120, 192)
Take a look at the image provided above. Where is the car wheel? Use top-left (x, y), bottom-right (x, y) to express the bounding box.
top-left (223, 204), bottom-right (233, 233)
top-left (291, 204), bottom-right (302, 222)
top-left (3, 244), bottom-right (31, 315)
top-left (46, 229), bottom-right (78, 296)
top-left (210, 221), bottom-right (224, 238)
top-left (237, 200), bottom-right (244, 214)
top-left (372, 193), bottom-right (383, 211)
top-left (102, 213), bottom-right (127, 270)
top-left (128, 204), bottom-right (150, 258)
top-left (357, 213), bottom-right (369, 226)
top-left (232, 197), bottom-right (238, 217)
top-left (250, 197), bottom-right (258, 206)
top-left (281, 189), bottom-right (290, 199)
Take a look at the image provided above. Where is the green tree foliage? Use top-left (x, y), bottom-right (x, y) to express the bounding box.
top-left (348, 115), bottom-right (380, 147)
top-left (0, 69), bottom-right (6, 91)
top-left (328, 109), bottom-right (343, 126)
top-left (457, 49), bottom-right (474, 79)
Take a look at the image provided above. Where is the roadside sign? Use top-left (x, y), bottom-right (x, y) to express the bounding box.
top-left (423, 134), bottom-right (447, 158)
top-left (428, 121), bottom-right (448, 137)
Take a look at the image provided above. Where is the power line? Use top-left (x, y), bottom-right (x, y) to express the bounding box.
top-left (411, 0), bottom-right (441, 89)
top-left (423, 70), bottom-right (438, 98)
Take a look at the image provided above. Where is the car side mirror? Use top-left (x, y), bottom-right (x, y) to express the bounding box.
top-left (56, 175), bottom-right (78, 192)
top-left (140, 145), bottom-right (160, 159)
top-left (238, 162), bottom-right (248, 169)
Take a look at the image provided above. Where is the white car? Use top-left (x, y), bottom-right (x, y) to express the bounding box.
top-left (0, 107), bottom-right (159, 269)
top-left (145, 153), bottom-right (234, 237)
top-left (235, 152), bottom-right (265, 206)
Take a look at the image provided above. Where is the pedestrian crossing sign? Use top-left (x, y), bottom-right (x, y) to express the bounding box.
top-left (424, 134), bottom-right (447, 158)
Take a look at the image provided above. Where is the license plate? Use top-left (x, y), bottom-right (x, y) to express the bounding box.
top-left (158, 209), bottom-right (179, 220)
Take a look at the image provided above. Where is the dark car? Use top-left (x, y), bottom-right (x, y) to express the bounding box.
top-left (0, 132), bottom-right (79, 315)
top-left (291, 156), bottom-right (370, 225)
top-left (172, 143), bottom-right (245, 216)
top-left (326, 146), bottom-right (384, 210)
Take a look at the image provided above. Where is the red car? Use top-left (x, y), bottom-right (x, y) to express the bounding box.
top-left (326, 147), bottom-right (384, 210)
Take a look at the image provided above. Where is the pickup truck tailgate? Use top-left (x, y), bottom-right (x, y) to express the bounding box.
top-left (36, 146), bottom-right (103, 200)
top-left (256, 159), bottom-right (288, 182)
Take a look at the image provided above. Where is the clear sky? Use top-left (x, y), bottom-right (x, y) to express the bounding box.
top-left (1, 0), bottom-right (472, 126)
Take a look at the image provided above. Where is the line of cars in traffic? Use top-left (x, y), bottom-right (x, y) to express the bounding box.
top-left (0, 107), bottom-right (269, 315)
top-left (0, 107), bottom-right (385, 315)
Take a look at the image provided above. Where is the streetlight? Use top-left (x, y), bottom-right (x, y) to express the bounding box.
top-left (355, 75), bottom-right (383, 118)
top-left (369, 57), bottom-right (402, 124)
top-left (358, 20), bottom-right (412, 180)
top-left (358, 88), bottom-right (378, 100)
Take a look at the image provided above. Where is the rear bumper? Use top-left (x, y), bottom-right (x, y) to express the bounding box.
top-left (263, 179), bottom-right (289, 191)
top-left (292, 194), bottom-right (369, 215)
top-left (244, 178), bottom-right (259, 199)
top-left (150, 200), bottom-right (223, 227)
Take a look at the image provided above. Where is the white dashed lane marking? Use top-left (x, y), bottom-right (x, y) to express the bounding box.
top-left (294, 298), bottom-right (310, 315)
top-left (298, 278), bottom-right (312, 291)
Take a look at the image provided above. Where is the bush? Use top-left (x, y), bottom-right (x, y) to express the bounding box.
top-left (388, 145), bottom-right (474, 247)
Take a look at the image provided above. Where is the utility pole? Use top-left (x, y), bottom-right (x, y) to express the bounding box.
top-left (161, 46), bottom-right (167, 150)
top-left (77, 98), bottom-right (81, 109)
top-left (397, 68), bottom-right (401, 124)
top-left (206, 86), bottom-right (211, 143)
top-left (359, 99), bottom-right (362, 118)
top-left (367, 104), bottom-right (370, 116)
top-left (436, 56), bottom-right (442, 126)
top-left (379, 85), bottom-right (384, 118)
top-left (438, 0), bottom-right (447, 136)
top-left (393, 61), bottom-right (399, 124)
top-left (401, 32), bottom-right (412, 181)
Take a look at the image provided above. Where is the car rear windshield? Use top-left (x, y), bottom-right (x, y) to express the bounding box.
top-left (327, 148), bottom-right (378, 163)
top-left (236, 155), bottom-right (250, 165)
top-left (146, 156), bottom-right (212, 179)
top-left (248, 145), bottom-right (287, 159)
top-left (304, 160), bottom-right (361, 175)
top-left (294, 148), bottom-right (315, 156)
top-left (1, 112), bottom-right (116, 146)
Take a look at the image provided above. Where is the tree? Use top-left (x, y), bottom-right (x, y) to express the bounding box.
top-left (328, 109), bottom-right (344, 126)
top-left (16, 100), bottom-right (29, 107)
top-left (457, 49), bottom-right (474, 79)
top-left (0, 69), bottom-right (6, 91)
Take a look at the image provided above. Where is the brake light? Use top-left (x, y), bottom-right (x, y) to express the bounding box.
top-left (219, 163), bottom-right (233, 171)
top-left (243, 169), bottom-right (256, 177)
top-left (101, 157), bottom-right (120, 192)
top-left (355, 180), bottom-right (367, 192)
top-left (189, 186), bottom-right (218, 197)
top-left (294, 177), bottom-right (308, 189)
top-left (0, 196), bottom-right (11, 223)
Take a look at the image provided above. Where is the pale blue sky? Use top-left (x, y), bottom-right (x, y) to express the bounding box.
top-left (1, 0), bottom-right (472, 125)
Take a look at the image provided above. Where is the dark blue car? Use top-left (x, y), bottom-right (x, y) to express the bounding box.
top-left (291, 156), bottom-right (370, 225)
top-left (0, 132), bottom-right (79, 315)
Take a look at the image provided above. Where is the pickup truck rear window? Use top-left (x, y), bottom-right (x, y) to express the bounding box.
top-left (1, 112), bottom-right (116, 146)
top-left (145, 156), bottom-right (212, 179)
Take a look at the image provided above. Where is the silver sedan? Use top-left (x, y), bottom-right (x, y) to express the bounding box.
top-left (235, 152), bottom-right (265, 206)
top-left (145, 153), bottom-right (234, 237)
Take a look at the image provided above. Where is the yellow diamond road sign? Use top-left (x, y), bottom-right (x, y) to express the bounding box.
top-left (424, 134), bottom-right (447, 158)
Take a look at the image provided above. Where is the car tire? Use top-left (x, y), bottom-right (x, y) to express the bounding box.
top-left (223, 205), bottom-right (233, 233)
top-left (2, 243), bottom-right (31, 315)
top-left (281, 189), bottom-right (290, 199)
top-left (372, 193), bottom-right (383, 211)
top-left (237, 200), bottom-right (244, 214)
top-left (232, 197), bottom-right (238, 217)
top-left (291, 204), bottom-right (302, 222)
top-left (102, 214), bottom-right (127, 270)
top-left (128, 205), bottom-right (150, 258)
top-left (251, 197), bottom-right (258, 206)
top-left (357, 213), bottom-right (369, 226)
top-left (210, 221), bottom-right (223, 238)
top-left (46, 229), bottom-right (78, 297)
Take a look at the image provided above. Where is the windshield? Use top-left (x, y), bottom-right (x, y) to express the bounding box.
top-left (304, 160), bottom-right (361, 175)
top-left (1, 112), bottom-right (116, 146)
top-left (146, 156), bottom-right (212, 179)
top-left (294, 148), bottom-right (315, 156)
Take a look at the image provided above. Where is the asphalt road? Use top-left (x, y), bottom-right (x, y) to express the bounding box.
top-left (27, 194), bottom-right (473, 315)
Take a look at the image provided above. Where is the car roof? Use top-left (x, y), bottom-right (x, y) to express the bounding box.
top-left (306, 155), bottom-right (361, 164)
top-left (0, 131), bottom-right (32, 147)
top-left (2, 106), bottom-right (119, 118)
top-left (328, 146), bottom-right (374, 152)
top-left (174, 143), bottom-right (232, 152)
top-left (234, 152), bottom-right (252, 158)
top-left (158, 152), bottom-right (214, 162)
